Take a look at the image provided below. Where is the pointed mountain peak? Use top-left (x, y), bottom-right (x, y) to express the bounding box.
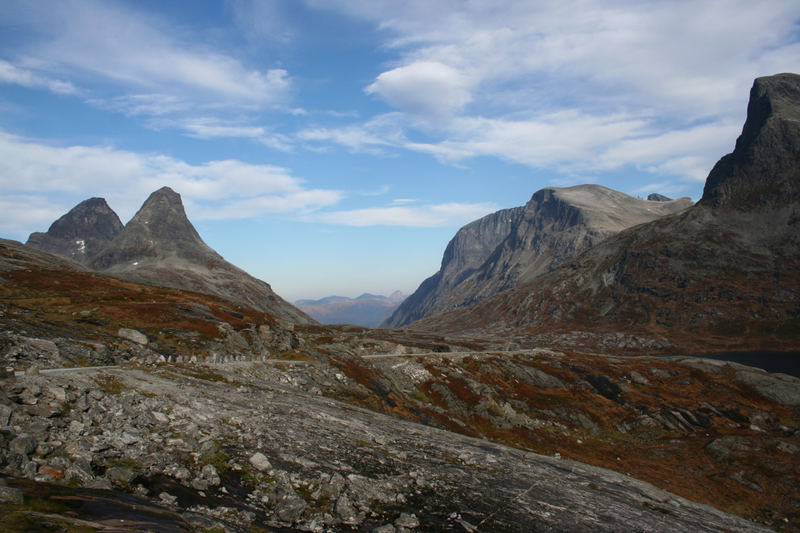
top-left (701, 72), bottom-right (800, 209)
top-left (87, 187), bottom-right (312, 324)
top-left (143, 186), bottom-right (182, 206)
top-left (26, 197), bottom-right (123, 264)
top-left (90, 186), bottom-right (214, 270)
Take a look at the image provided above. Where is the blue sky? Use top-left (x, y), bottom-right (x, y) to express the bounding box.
top-left (1, 0), bottom-right (799, 301)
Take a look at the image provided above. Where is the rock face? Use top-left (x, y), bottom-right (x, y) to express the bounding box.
top-left (701, 73), bottom-right (800, 210)
top-left (0, 361), bottom-right (780, 532)
top-left (385, 185), bottom-right (691, 327)
top-left (384, 204), bottom-right (525, 327)
top-left (417, 74), bottom-right (800, 352)
top-left (88, 187), bottom-right (313, 324)
top-left (26, 198), bottom-right (123, 265)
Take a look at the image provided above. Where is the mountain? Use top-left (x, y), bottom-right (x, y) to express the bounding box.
top-left (85, 186), bottom-right (313, 324)
top-left (295, 295), bottom-right (351, 306)
top-left (26, 197), bottom-right (123, 265)
top-left (647, 193), bottom-right (673, 202)
top-left (385, 185), bottom-right (691, 327)
top-left (416, 73), bottom-right (800, 353)
top-left (2, 234), bottom-right (797, 530)
top-left (297, 291), bottom-right (406, 327)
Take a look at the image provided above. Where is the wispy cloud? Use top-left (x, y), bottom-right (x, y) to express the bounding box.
top-left (310, 201), bottom-right (498, 227)
top-left (304, 0), bottom-right (800, 183)
top-left (0, 131), bottom-right (341, 237)
top-left (34, 1), bottom-right (290, 106)
top-left (3, 0), bottom-right (292, 147)
top-left (0, 59), bottom-right (77, 95)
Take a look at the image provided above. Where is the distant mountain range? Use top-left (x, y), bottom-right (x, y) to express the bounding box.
top-left (297, 291), bottom-right (406, 327)
top-left (25, 187), bottom-right (313, 325)
top-left (416, 73), bottom-right (800, 353)
top-left (384, 185), bottom-right (691, 327)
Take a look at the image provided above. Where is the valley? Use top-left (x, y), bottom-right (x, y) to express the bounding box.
top-left (2, 73), bottom-right (799, 532)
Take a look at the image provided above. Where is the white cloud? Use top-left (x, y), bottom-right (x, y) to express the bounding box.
top-left (3, 0), bottom-right (292, 143)
top-left (30, 1), bottom-right (290, 106)
top-left (192, 189), bottom-right (344, 220)
top-left (0, 195), bottom-right (69, 240)
top-left (632, 182), bottom-right (692, 198)
top-left (311, 201), bottom-right (497, 227)
top-left (365, 61), bottom-right (472, 119)
top-left (90, 94), bottom-right (190, 116)
top-left (180, 120), bottom-right (266, 140)
top-left (596, 121), bottom-right (741, 180)
top-left (298, 113), bottom-right (408, 153)
top-left (305, 0), bottom-right (800, 183)
top-left (0, 131), bottom-right (341, 237)
top-left (0, 59), bottom-right (77, 95)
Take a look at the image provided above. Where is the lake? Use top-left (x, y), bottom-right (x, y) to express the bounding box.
top-left (672, 351), bottom-right (800, 378)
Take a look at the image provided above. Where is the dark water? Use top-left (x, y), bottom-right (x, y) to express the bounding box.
top-left (674, 351), bottom-right (800, 378)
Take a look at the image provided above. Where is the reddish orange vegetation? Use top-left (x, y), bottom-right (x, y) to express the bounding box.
top-left (330, 351), bottom-right (800, 531)
top-left (0, 266), bottom-right (276, 357)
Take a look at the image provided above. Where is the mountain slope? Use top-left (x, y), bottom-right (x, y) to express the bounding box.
top-left (26, 197), bottom-right (123, 265)
top-left (385, 186), bottom-right (690, 327)
top-left (416, 73), bottom-right (800, 353)
top-left (88, 186), bottom-right (313, 324)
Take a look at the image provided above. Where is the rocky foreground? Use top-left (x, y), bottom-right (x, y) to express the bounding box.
top-left (0, 355), bottom-right (785, 532)
top-left (2, 223), bottom-right (799, 531)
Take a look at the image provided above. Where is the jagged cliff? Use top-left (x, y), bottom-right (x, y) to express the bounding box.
top-left (385, 185), bottom-right (691, 327)
top-left (416, 73), bottom-right (800, 353)
top-left (384, 205), bottom-right (525, 327)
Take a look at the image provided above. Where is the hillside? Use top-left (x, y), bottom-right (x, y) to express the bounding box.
top-left (2, 224), bottom-right (799, 530)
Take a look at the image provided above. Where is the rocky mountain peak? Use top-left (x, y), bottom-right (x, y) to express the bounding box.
top-left (26, 197), bottom-right (123, 265)
top-left (385, 185), bottom-right (691, 328)
top-left (90, 186), bottom-right (215, 270)
top-left (416, 73), bottom-right (800, 353)
top-left (80, 186), bottom-right (313, 324)
top-left (647, 193), bottom-right (672, 202)
top-left (701, 72), bottom-right (800, 209)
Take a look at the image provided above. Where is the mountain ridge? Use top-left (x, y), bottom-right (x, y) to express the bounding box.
top-left (297, 291), bottom-right (406, 327)
top-left (27, 187), bottom-right (313, 325)
top-left (415, 73), bottom-right (800, 353)
top-left (384, 185), bottom-right (691, 327)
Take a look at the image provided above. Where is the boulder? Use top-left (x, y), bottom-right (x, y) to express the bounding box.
top-left (9, 435), bottom-right (37, 456)
top-left (248, 452), bottom-right (272, 472)
top-left (118, 328), bottom-right (148, 345)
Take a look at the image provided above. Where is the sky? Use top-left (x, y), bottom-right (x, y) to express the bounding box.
top-left (1, 1), bottom-right (799, 302)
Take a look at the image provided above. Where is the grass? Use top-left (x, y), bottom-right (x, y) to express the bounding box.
top-left (94, 374), bottom-right (129, 395)
top-left (201, 447), bottom-right (232, 475)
